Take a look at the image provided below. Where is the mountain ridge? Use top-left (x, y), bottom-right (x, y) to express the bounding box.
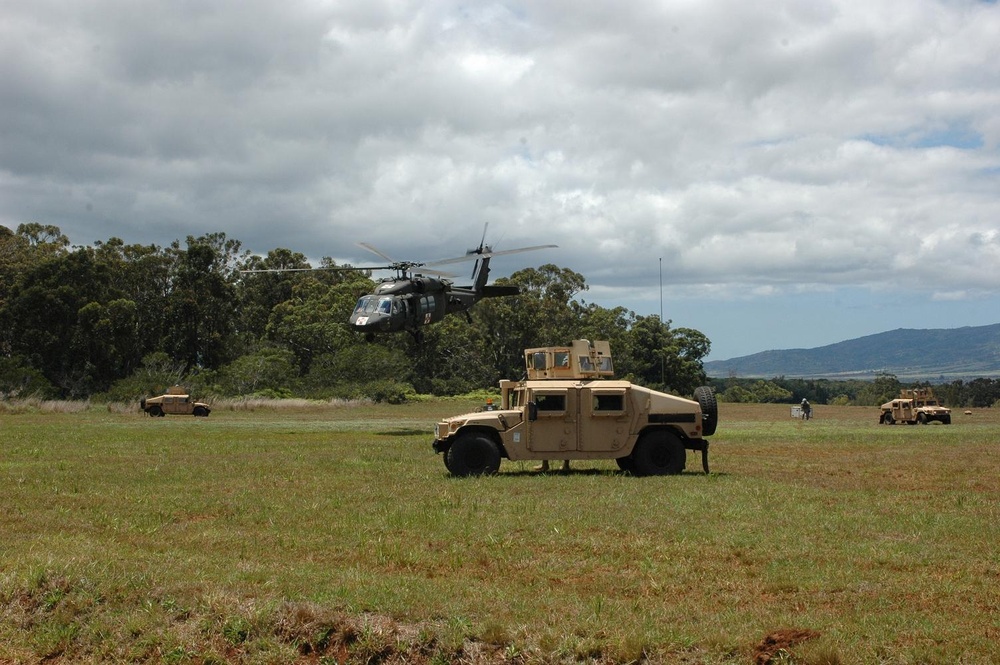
top-left (704, 323), bottom-right (1000, 381)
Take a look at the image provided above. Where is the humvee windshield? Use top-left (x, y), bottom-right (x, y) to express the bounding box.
top-left (509, 389), bottom-right (524, 408)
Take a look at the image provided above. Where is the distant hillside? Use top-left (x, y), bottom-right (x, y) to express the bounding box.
top-left (704, 323), bottom-right (1000, 381)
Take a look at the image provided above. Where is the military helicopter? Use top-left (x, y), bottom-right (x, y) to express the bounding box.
top-left (244, 229), bottom-right (555, 341)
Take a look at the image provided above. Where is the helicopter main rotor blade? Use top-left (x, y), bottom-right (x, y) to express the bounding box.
top-left (427, 244), bottom-right (558, 267)
top-left (357, 242), bottom-right (461, 276)
top-left (357, 242), bottom-right (398, 264)
top-left (240, 265), bottom-right (389, 274)
top-left (242, 262), bottom-right (457, 278)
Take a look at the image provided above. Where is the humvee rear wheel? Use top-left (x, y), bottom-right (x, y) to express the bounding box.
top-left (446, 433), bottom-right (501, 477)
top-left (632, 430), bottom-right (685, 476)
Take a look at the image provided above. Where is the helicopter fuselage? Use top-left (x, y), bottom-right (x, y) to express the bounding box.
top-left (349, 276), bottom-right (474, 334)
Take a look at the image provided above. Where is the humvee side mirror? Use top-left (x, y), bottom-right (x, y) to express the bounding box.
top-left (527, 402), bottom-right (538, 421)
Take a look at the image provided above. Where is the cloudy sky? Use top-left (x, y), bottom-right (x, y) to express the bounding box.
top-left (2, 0), bottom-right (999, 360)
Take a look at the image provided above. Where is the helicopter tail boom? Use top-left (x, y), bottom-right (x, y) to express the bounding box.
top-left (479, 285), bottom-right (520, 298)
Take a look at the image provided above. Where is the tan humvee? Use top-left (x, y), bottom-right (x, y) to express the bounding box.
top-left (879, 387), bottom-right (950, 425)
top-left (141, 386), bottom-right (211, 417)
top-left (432, 340), bottom-right (718, 476)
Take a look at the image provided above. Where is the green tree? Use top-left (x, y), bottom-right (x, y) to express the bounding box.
top-left (218, 347), bottom-right (298, 395)
top-left (408, 316), bottom-right (496, 394)
top-left (0, 355), bottom-right (56, 398)
top-left (749, 380), bottom-right (794, 403)
top-left (265, 272), bottom-right (373, 373)
top-left (5, 248), bottom-right (115, 396)
top-left (721, 385), bottom-right (755, 403)
top-left (0, 224), bottom-right (72, 358)
top-left (964, 378), bottom-right (1000, 408)
top-left (102, 352), bottom-right (187, 402)
top-left (306, 343), bottom-right (409, 386)
top-left (91, 238), bottom-right (174, 370)
top-left (236, 248), bottom-right (313, 344)
top-left (162, 235), bottom-right (241, 371)
top-left (575, 303), bottom-right (637, 376)
top-left (473, 264), bottom-right (588, 380)
top-left (626, 316), bottom-right (709, 395)
top-left (856, 373), bottom-right (901, 406)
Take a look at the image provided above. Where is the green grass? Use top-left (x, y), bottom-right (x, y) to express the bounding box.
top-left (2, 401), bottom-right (999, 663)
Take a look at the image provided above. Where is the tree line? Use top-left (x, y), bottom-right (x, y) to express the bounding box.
top-left (712, 374), bottom-right (1000, 408)
top-left (0, 223), bottom-right (712, 402)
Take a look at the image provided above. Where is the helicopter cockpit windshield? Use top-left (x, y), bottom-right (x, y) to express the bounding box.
top-left (353, 295), bottom-right (396, 316)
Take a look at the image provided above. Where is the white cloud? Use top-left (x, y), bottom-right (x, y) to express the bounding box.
top-left (1, 0), bottom-right (999, 358)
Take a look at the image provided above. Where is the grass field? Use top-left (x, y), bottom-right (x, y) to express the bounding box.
top-left (2, 400), bottom-right (998, 664)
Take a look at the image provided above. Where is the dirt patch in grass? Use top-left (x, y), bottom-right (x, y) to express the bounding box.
top-left (752, 628), bottom-right (821, 664)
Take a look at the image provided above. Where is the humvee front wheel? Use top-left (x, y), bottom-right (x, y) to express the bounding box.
top-left (193, 406), bottom-right (209, 417)
top-left (631, 430), bottom-right (685, 476)
top-left (442, 448), bottom-right (455, 473)
top-left (446, 433), bottom-right (501, 477)
top-left (917, 412), bottom-right (928, 425)
top-left (615, 455), bottom-right (635, 474)
top-left (149, 406), bottom-right (164, 417)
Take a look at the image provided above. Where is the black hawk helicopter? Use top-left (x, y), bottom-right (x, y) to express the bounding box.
top-left (244, 230), bottom-right (555, 341)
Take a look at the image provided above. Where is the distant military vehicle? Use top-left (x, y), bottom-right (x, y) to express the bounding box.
top-left (432, 340), bottom-right (718, 476)
top-left (879, 387), bottom-right (951, 425)
top-left (141, 386), bottom-right (211, 417)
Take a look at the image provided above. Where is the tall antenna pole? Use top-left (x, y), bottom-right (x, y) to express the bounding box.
top-left (659, 257), bottom-right (664, 386)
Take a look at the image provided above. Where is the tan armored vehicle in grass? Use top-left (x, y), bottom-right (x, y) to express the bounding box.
top-left (141, 386), bottom-right (211, 417)
top-left (879, 387), bottom-right (950, 425)
top-left (432, 340), bottom-right (718, 476)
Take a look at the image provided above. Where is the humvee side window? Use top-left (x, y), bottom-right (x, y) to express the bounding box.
top-left (532, 352), bottom-right (547, 370)
top-left (597, 357), bottom-right (613, 372)
top-left (594, 394), bottom-right (624, 411)
top-left (579, 357), bottom-right (593, 372)
top-left (554, 352), bottom-right (570, 368)
top-left (535, 393), bottom-right (566, 412)
top-left (589, 390), bottom-right (626, 416)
